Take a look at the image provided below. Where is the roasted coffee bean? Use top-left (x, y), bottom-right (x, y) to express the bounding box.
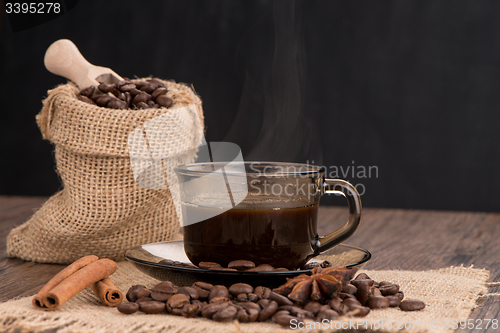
top-left (151, 87), bottom-right (168, 100)
top-left (135, 288), bottom-right (151, 299)
top-left (133, 80), bottom-right (148, 89)
top-left (342, 283), bottom-right (357, 295)
top-left (229, 283), bottom-right (253, 296)
top-left (139, 300), bottom-right (166, 314)
top-left (156, 95), bottom-right (173, 107)
top-left (166, 294), bottom-right (190, 315)
top-left (288, 307), bottom-right (314, 320)
top-left (246, 264), bottom-right (275, 272)
top-left (198, 262), bottom-right (222, 270)
top-left (129, 88), bottom-right (142, 96)
top-left (396, 291), bottom-right (405, 300)
top-left (227, 260), bottom-right (256, 270)
top-left (350, 305), bottom-right (371, 317)
top-left (150, 292), bottom-right (172, 302)
top-left (248, 293), bottom-right (259, 302)
top-left (78, 95), bottom-right (95, 105)
top-left (236, 293), bottom-right (248, 302)
top-left (273, 267), bottom-right (289, 272)
top-left (147, 78), bottom-right (165, 86)
top-left (132, 92), bottom-right (151, 105)
top-left (317, 309), bottom-right (339, 321)
top-left (269, 291), bottom-right (293, 306)
top-left (371, 287), bottom-right (383, 297)
top-left (119, 83), bottom-right (136, 92)
top-left (117, 302), bottom-right (139, 314)
top-left (237, 301), bottom-right (261, 312)
top-left (209, 296), bottom-right (230, 304)
top-left (202, 301), bottom-right (231, 319)
top-left (379, 283), bottom-right (399, 296)
top-left (255, 286), bottom-right (271, 299)
top-left (140, 83), bottom-right (157, 94)
top-left (80, 85), bottom-right (95, 97)
top-left (237, 308), bottom-right (250, 322)
top-left (152, 281), bottom-right (176, 294)
top-left (366, 296), bottom-right (390, 309)
top-left (98, 82), bottom-right (116, 93)
top-left (379, 281), bottom-right (392, 287)
top-left (192, 286), bottom-right (210, 301)
top-left (182, 303), bottom-right (201, 318)
top-left (342, 297), bottom-right (362, 310)
top-left (135, 296), bottom-right (153, 304)
top-left (352, 279), bottom-right (374, 305)
top-left (274, 313), bottom-right (301, 328)
top-left (177, 286), bottom-right (199, 300)
top-left (107, 98), bottom-right (128, 109)
top-left (136, 101), bottom-right (149, 109)
top-left (258, 298), bottom-right (270, 308)
top-left (111, 88), bottom-right (121, 97)
top-left (208, 285), bottom-right (229, 302)
top-left (239, 307), bottom-right (259, 322)
top-left (399, 299), bottom-right (425, 311)
top-left (355, 273), bottom-right (371, 280)
top-left (329, 297), bottom-right (349, 315)
top-left (303, 301), bottom-right (323, 315)
top-left (258, 300), bottom-right (278, 321)
top-left (117, 91), bottom-right (126, 101)
top-left (386, 295), bottom-right (402, 307)
top-left (126, 284), bottom-right (146, 302)
top-left (194, 281), bottom-right (213, 290)
top-left (212, 305), bottom-right (238, 322)
top-left (95, 94), bottom-right (112, 107)
top-left (158, 259), bottom-right (174, 265)
top-left (339, 292), bottom-right (356, 299)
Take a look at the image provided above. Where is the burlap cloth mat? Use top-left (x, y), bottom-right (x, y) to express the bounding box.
top-left (0, 262), bottom-right (490, 333)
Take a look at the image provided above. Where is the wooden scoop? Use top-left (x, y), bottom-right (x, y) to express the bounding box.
top-left (44, 39), bottom-right (123, 91)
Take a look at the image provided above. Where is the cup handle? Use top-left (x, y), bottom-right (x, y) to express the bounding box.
top-left (314, 179), bottom-right (362, 254)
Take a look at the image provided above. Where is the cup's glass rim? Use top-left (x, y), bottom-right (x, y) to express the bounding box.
top-left (174, 161), bottom-right (325, 177)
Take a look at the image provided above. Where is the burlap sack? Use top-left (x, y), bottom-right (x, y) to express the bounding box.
top-left (7, 79), bottom-right (204, 263)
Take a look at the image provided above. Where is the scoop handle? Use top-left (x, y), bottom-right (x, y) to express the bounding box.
top-left (44, 39), bottom-right (100, 89)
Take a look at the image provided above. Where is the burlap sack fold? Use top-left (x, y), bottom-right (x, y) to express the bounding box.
top-left (7, 80), bottom-right (204, 263)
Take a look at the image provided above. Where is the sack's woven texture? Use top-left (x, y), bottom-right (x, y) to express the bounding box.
top-left (6, 80), bottom-right (204, 263)
top-left (0, 262), bottom-right (489, 333)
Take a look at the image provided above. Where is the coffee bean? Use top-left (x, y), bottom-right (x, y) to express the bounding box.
top-left (129, 88), bottom-right (142, 96)
top-left (212, 305), bottom-right (238, 322)
top-left (135, 296), bottom-right (153, 304)
top-left (254, 286), bottom-right (271, 299)
top-left (150, 292), bottom-right (171, 302)
top-left (156, 95), bottom-right (173, 107)
top-left (119, 83), bottom-right (136, 92)
top-left (198, 262), bottom-right (222, 270)
top-left (400, 299), bottom-right (425, 311)
top-left (366, 296), bottom-right (390, 309)
top-left (386, 295), bottom-right (402, 307)
top-left (342, 283), bottom-right (357, 295)
top-left (371, 287), bottom-right (383, 297)
top-left (139, 300), bottom-right (166, 314)
top-left (355, 273), bottom-right (371, 280)
top-left (79, 85), bottom-right (95, 97)
top-left (259, 300), bottom-right (278, 321)
top-left (95, 94), bottom-right (112, 107)
top-left (396, 291), bottom-right (405, 300)
top-left (98, 82), bottom-right (116, 93)
top-left (269, 291), bottom-right (293, 306)
top-left (78, 95), bottom-right (95, 105)
top-left (111, 88), bottom-right (121, 97)
top-left (379, 281), bottom-right (392, 287)
top-left (379, 283), bottom-right (399, 296)
top-left (107, 98), bottom-right (128, 109)
top-left (177, 286), bottom-right (199, 300)
top-left (209, 296), bottom-right (230, 304)
top-left (208, 285), bottom-right (229, 302)
top-left (273, 267), bottom-right (289, 272)
top-left (151, 87), bottom-right (168, 100)
top-left (132, 92), bottom-right (151, 105)
top-left (135, 288), bottom-right (151, 299)
top-left (274, 313), bottom-right (301, 328)
top-left (350, 305), bottom-right (371, 317)
top-left (140, 83), bottom-right (157, 94)
top-left (126, 284), bottom-right (146, 302)
top-left (182, 303), bottom-right (201, 318)
top-left (147, 78), bottom-right (165, 86)
top-left (248, 293), bottom-right (259, 302)
top-left (258, 298), bottom-right (270, 308)
top-left (202, 301), bottom-right (231, 319)
top-left (316, 309), bottom-right (339, 321)
top-left (166, 294), bottom-right (190, 315)
top-left (229, 283), bottom-right (253, 296)
top-left (303, 301), bottom-right (323, 315)
top-left (342, 297), bottom-right (362, 310)
top-left (136, 101), bottom-right (149, 109)
top-left (117, 302), bottom-right (139, 314)
top-left (152, 281), bottom-right (176, 294)
top-left (236, 293), bottom-right (248, 302)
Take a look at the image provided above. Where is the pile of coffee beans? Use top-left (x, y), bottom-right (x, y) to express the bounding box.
top-left (117, 272), bottom-right (425, 328)
top-left (158, 258), bottom-right (334, 272)
top-left (77, 78), bottom-right (173, 110)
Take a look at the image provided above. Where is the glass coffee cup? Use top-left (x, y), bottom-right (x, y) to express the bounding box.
top-left (175, 161), bottom-right (362, 269)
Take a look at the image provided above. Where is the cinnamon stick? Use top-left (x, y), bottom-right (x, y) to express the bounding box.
top-left (33, 257), bottom-right (117, 311)
top-left (33, 254), bottom-right (98, 310)
top-left (90, 277), bottom-right (123, 306)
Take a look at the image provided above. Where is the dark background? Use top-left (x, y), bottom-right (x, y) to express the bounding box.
top-left (1, 0), bottom-right (499, 212)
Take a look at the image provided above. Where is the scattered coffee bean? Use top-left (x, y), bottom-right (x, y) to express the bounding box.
top-left (139, 300), bottom-right (166, 314)
top-left (98, 82), bottom-right (115, 93)
top-left (198, 262), bottom-right (221, 270)
top-left (228, 260), bottom-right (256, 270)
top-left (135, 288), bottom-right (151, 299)
top-left (399, 299), bottom-right (425, 311)
top-left (117, 302), bottom-right (139, 314)
top-left (258, 300), bottom-right (278, 321)
top-left (166, 294), bottom-right (190, 315)
top-left (366, 296), bottom-right (390, 309)
top-left (386, 295), bottom-right (402, 307)
top-left (379, 283), bottom-right (400, 296)
top-left (126, 284), bottom-right (146, 302)
top-left (78, 95), bottom-right (95, 105)
top-left (212, 305), bottom-right (238, 322)
top-left (177, 286), bottom-right (199, 300)
top-left (229, 283), bottom-right (253, 296)
top-left (317, 309), bottom-right (339, 321)
top-left (208, 285), bottom-right (229, 302)
top-left (79, 85), bottom-right (95, 97)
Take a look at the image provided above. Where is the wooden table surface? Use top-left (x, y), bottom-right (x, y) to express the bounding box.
top-left (1, 195), bottom-right (499, 332)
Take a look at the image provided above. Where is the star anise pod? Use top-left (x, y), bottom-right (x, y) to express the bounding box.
top-left (273, 266), bottom-right (357, 304)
